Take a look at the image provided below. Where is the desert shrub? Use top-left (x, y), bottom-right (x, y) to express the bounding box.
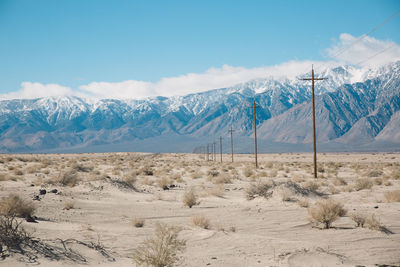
top-left (141, 166), bottom-right (154, 176)
top-left (0, 173), bottom-right (11, 181)
top-left (132, 223), bottom-right (186, 267)
top-left (191, 214), bottom-right (210, 229)
top-left (142, 177), bottom-right (154, 186)
top-left (0, 194), bottom-right (35, 218)
top-left (207, 169), bottom-right (219, 177)
top-left (132, 218), bottom-right (145, 228)
top-left (13, 169), bottom-right (24, 176)
top-left (303, 181), bottom-right (320, 191)
top-left (72, 163), bottom-right (93, 173)
top-left (390, 169), bottom-right (400, 179)
top-left (384, 190), bottom-right (400, 202)
top-left (308, 199), bottom-right (347, 229)
top-left (213, 173), bottom-right (231, 184)
top-left (207, 185), bottom-right (225, 198)
top-left (190, 171), bottom-right (203, 179)
top-left (183, 189), bottom-right (199, 208)
top-left (63, 200), bottom-right (75, 210)
top-left (365, 214), bottom-right (382, 231)
top-left (269, 169), bottom-right (278, 177)
top-left (280, 187), bottom-right (294, 202)
top-left (157, 177), bottom-right (171, 189)
top-left (123, 172), bottom-right (137, 186)
top-left (333, 177), bottom-right (347, 186)
top-left (245, 181), bottom-right (275, 200)
top-left (297, 198), bottom-right (309, 208)
top-left (374, 178), bottom-right (383, 185)
top-left (59, 170), bottom-right (79, 187)
top-left (243, 168), bottom-right (253, 177)
top-left (328, 185), bottom-right (339, 195)
top-left (367, 170), bottom-right (383, 178)
top-left (351, 212), bottom-right (367, 227)
top-left (354, 178), bottom-right (373, 191)
top-left (0, 215), bottom-right (30, 250)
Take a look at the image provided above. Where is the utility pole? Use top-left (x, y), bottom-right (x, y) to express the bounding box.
top-left (206, 144), bottom-right (209, 161)
top-left (249, 99), bottom-right (261, 168)
top-left (300, 65), bottom-right (327, 178)
top-left (213, 141), bottom-right (216, 162)
top-left (229, 127), bottom-right (234, 162)
top-left (219, 136), bottom-right (223, 163)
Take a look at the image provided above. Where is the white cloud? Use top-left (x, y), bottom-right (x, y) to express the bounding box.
top-left (0, 82), bottom-right (74, 100)
top-left (1, 33), bottom-right (399, 101)
top-left (327, 33), bottom-right (400, 67)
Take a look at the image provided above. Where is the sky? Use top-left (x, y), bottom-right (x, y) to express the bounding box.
top-left (1, 0), bottom-right (400, 100)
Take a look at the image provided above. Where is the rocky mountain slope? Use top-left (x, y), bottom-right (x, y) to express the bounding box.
top-left (0, 61), bottom-right (399, 153)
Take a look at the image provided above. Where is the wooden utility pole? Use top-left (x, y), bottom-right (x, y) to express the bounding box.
top-left (249, 100), bottom-right (261, 168)
top-left (206, 144), bottom-right (209, 161)
top-left (229, 127), bottom-right (234, 162)
top-left (213, 141), bottom-right (216, 162)
top-left (300, 66), bottom-right (327, 178)
top-left (219, 136), bottom-right (223, 163)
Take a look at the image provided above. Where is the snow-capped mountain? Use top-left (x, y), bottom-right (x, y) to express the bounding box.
top-left (0, 61), bottom-right (399, 153)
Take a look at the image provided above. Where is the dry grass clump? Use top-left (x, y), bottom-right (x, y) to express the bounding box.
top-left (213, 173), bottom-right (231, 184)
top-left (297, 198), bottom-right (309, 208)
top-left (191, 214), bottom-right (210, 229)
top-left (13, 169), bottom-right (24, 176)
top-left (303, 181), bottom-right (320, 191)
top-left (157, 177), bottom-right (171, 189)
top-left (351, 212), bottom-right (367, 227)
top-left (132, 222), bottom-right (186, 267)
top-left (132, 217), bottom-right (145, 228)
top-left (190, 171), bottom-right (203, 179)
top-left (333, 177), bottom-right (347, 186)
top-left (280, 187), bottom-right (294, 202)
top-left (207, 185), bottom-right (225, 198)
top-left (243, 167), bottom-right (253, 178)
top-left (354, 178), bottom-right (373, 191)
top-left (123, 172), bottom-right (137, 187)
top-left (366, 169), bottom-right (383, 178)
top-left (308, 199), bottom-right (347, 229)
top-left (207, 169), bottom-right (219, 177)
top-left (245, 181), bottom-right (275, 200)
top-left (63, 200), bottom-right (75, 210)
top-left (72, 163), bottom-right (94, 173)
top-left (0, 173), bottom-right (13, 181)
top-left (384, 190), bottom-right (400, 202)
top-left (0, 194), bottom-right (35, 218)
top-left (328, 185), bottom-right (340, 195)
top-left (183, 189), bottom-right (199, 208)
top-left (365, 214), bottom-right (388, 232)
top-left (58, 170), bottom-right (79, 187)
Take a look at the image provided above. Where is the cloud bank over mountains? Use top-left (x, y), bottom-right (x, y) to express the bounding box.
top-left (1, 33), bottom-right (399, 101)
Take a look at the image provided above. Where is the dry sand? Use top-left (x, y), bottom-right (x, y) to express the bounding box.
top-left (0, 152), bottom-right (399, 266)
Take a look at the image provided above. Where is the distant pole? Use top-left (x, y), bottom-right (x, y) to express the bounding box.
top-left (249, 100), bottom-right (261, 168)
top-left (213, 141), bottom-right (216, 162)
top-left (219, 136), bottom-right (223, 163)
top-left (206, 144), bottom-right (209, 161)
top-left (229, 127), bottom-right (234, 162)
top-left (300, 66), bottom-right (327, 178)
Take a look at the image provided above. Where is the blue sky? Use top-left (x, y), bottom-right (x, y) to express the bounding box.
top-left (1, 0), bottom-right (400, 99)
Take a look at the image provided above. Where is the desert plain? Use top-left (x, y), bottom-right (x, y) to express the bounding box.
top-left (0, 152), bottom-right (399, 267)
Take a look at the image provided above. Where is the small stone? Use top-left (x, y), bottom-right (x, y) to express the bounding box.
top-left (374, 206), bottom-right (379, 209)
top-left (39, 189), bottom-right (47, 195)
top-left (211, 256), bottom-right (217, 260)
top-left (50, 189), bottom-right (58, 193)
top-left (162, 185), bottom-right (169, 190)
top-left (33, 195), bottom-right (40, 201)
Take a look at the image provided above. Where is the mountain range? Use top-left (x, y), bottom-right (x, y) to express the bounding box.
top-left (1, 61), bottom-right (399, 153)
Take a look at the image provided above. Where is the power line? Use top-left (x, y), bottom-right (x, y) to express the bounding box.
top-left (355, 43), bottom-right (397, 66)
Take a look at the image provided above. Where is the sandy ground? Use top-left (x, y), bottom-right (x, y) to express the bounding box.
top-left (0, 152), bottom-right (400, 266)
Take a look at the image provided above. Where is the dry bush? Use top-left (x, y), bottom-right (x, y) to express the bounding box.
top-left (367, 170), bottom-right (383, 178)
top-left (183, 189), bottom-right (199, 208)
top-left (280, 187), bottom-right (294, 202)
top-left (246, 181), bottom-right (275, 200)
top-left (140, 166), bottom-right (154, 176)
top-left (58, 170), bottom-right (79, 187)
top-left (213, 173), bottom-right (231, 184)
top-left (0, 173), bottom-right (12, 181)
top-left (123, 172), bottom-right (137, 187)
top-left (13, 169), bottom-right (24, 176)
top-left (132, 223), bottom-right (185, 267)
top-left (243, 168), bottom-right (253, 178)
top-left (355, 178), bottom-right (373, 191)
top-left (333, 177), bottom-right (347, 186)
top-left (63, 200), bottom-right (75, 210)
top-left (141, 177), bottom-right (154, 186)
top-left (269, 169), bottom-right (278, 177)
top-left (207, 185), bottom-right (225, 198)
top-left (328, 185), bottom-right (340, 195)
top-left (72, 163), bottom-right (94, 173)
top-left (384, 190), bottom-right (400, 202)
top-left (190, 171), bottom-right (203, 179)
top-left (308, 199), bottom-right (347, 229)
top-left (132, 217), bottom-right (145, 228)
top-left (291, 175), bottom-right (306, 183)
top-left (365, 214), bottom-right (383, 231)
top-left (390, 169), bottom-right (400, 179)
top-left (303, 181), bottom-right (320, 191)
top-left (157, 177), bottom-right (171, 189)
top-left (191, 214), bottom-right (210, 229)
top-left (351, 212), bottom-right (367, 227)
top-left (0, 215), bottom-right (30, 250)
top-left (207, 169), bottom-right (219, 177)
top-left (297, 198), bottom-right (309, 208)
top-left (0, 194), bottom-right (35, 218)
